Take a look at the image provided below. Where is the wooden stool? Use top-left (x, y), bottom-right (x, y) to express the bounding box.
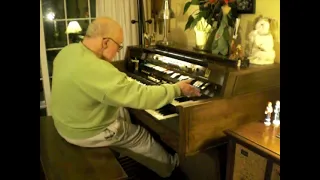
top-left (40, 116), bottom-right (127, 180)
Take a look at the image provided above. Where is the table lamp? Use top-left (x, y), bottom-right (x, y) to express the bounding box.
top-left (66, 21), bottom-right (82, 43)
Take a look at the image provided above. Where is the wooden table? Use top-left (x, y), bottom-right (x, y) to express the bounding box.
top-left (224, 122), bottom-right (280, 180)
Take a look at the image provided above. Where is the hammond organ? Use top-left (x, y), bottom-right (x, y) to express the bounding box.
top-left (112, 45), bottom-right (280, 161)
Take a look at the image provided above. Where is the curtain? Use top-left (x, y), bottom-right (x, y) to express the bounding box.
top-left (96, 0), bottom-right (153, 60)
top-left (96, 0), bottom-right (140, 60)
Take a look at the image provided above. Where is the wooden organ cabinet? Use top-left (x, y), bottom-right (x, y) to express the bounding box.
top-left (112, 44), bottom-right (280, 178)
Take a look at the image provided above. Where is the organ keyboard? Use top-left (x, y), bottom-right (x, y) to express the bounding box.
top-left (112, 44), bottom-right (280, 161)
top-left (126, 65), bottom-right (214, 121)
top-left (127, 76), bottom-right (180, 120)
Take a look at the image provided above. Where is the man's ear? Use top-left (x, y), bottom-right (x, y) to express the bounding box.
top-left (102, 38), bottom-right (109, 49)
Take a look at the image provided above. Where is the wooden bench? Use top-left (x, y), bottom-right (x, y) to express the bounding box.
top-left (40, 116), bottom-right (127, 180)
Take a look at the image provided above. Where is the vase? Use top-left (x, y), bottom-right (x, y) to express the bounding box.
top-left (195, 30), bottom-right (209, 50)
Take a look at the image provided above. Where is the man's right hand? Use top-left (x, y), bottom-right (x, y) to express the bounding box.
top-left (176, 79), bottom-right (201, 97)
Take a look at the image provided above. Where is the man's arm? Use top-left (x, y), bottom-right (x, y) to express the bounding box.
top-left (103, 76), bottom-right (180, 109)
top-left (73, 62), bottom-right (181, 110)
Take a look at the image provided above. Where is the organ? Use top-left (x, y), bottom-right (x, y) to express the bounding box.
top-left (112, 44), bottom-right (280, 161)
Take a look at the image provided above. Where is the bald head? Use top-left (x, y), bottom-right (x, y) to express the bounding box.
top-left (86, 17), bottom-right (123, 38)
top-left (82, 17), bottom-right (124, 62)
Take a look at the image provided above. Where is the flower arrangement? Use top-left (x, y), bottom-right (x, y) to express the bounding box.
top-left (183, 0), bottom-right (239, 55)
top-left (183, 0), bottom-right (238, 31)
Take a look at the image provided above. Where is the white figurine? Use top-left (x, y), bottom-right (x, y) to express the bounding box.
top-left (272, 100), bottom-right (280, 125)
top-left (264, 101), bottom-right (273, 126)
top-left (248, 17), bottom-right (277, 65)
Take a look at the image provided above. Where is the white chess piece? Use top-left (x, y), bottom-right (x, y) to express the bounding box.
top-left (272, 100), bottom-right (280, 126)
top-left (264, 102), bottom-right (273, 126)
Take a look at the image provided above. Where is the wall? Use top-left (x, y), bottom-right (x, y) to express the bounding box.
top-left (157, 0), bottom-right (280, 63)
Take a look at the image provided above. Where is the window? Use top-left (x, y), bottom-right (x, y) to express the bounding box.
top-left (41, 0), bottom-right (96, 76)
top-left (40, 0), bottom-right (96, 116)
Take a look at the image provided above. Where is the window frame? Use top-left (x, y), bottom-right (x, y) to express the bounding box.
top-left (40, 0), bottom-right (96, 116)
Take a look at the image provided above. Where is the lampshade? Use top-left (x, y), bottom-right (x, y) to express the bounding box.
top-left (66, 21), bottom-right (82, 34)
top-left (158, 0), bottom-right (175, 20)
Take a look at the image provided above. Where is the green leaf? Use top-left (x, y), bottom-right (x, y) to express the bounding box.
top-left (190, 11), bottom-right (206, 29)
top-left (183, 2), bottom-right (192, 15)
top-left (185, 15), bottom-right (195, 31)
top-left (190, 17), bottom-right (201, 30)
top-left (185, 10), bottom-right (209, 30)
top-left (206, 12), bottom-right (214, 26)
top-left (191, 0), bottom-right (200, 5)
top-left (197, 10), bottom-right (209, 20)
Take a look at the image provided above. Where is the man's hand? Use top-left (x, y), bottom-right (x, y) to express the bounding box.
top-left (176, 79), bottom-right (201, 97)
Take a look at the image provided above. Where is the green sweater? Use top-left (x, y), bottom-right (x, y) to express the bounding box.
top-left (51, 43), bottom-right (181, 139)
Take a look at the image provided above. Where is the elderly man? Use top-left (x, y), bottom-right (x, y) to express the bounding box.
top-left (51, 17), bottom-right (200, 178)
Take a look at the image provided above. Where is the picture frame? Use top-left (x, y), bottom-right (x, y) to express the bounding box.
top-left (236, 0), bottom-right (256, 14)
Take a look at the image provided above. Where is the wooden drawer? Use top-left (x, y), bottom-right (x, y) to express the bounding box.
top-left (271, 163), bottom-right (280, 180)
top-left (233, 144), bottom-right (267, 180)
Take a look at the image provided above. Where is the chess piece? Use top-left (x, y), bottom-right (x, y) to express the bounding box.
top-left (272, 100), bottom-right (280, 126)
top-left (264, 101), bottom-right (273, 126)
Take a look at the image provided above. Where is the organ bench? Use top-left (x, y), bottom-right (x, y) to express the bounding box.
top-left (40, 116), bottom-right (127, 180)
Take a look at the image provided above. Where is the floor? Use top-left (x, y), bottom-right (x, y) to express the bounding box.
top-left (117, 156), bottom-right (165, 180)
top-left (40, 156), bottom-right (185, 180)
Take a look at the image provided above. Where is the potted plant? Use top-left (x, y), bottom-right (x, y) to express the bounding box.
top-left (183, 0), bottom-right (238, 56)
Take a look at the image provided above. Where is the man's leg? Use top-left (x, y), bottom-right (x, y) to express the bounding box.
top-left (59, 109), bottom-right (179, 178)
top-left (115, 108), bottom-right (179, 177)
top-left (108, 119), bottom-right (179, 178)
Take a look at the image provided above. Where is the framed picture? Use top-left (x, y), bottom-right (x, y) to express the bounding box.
top-left (236, 0), bottom-right (256, 14)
